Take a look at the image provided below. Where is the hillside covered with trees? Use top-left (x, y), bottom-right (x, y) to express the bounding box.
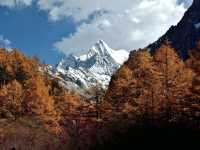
top-left (0, 41), bottom-right (199, 150)
top-left (0, 48), bottom-right (95, 149)
top-left (106, 40), bottom-right (200, 125)
top-left (0, 0), bottom-right (199, 150)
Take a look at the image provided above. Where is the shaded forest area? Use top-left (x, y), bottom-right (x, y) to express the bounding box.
top-left (0, 41), bottom-right (199, 150)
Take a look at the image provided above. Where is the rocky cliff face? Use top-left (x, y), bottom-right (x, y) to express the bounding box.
top-left (149, 0), bottom-right (200, 58)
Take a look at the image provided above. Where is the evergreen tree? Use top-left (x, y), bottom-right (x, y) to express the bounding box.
top-left (0, 80), bottom-right (23, 118)
top-left (153, 41), bottom-right (194, 123)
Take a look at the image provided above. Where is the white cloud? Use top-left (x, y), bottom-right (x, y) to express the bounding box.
top-left (0, 0), bottom-right (33, 8)
top-left (0, 0), bottom-right (191, 55)
top-left (44, 0), bottom-right (188, 54)
top-left (0, 35), bottom-right (12, 51)
top-left (178, 0), bottom-right (193, 8)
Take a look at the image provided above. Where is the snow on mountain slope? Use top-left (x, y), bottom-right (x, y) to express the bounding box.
top-left (194, 22), bottom-right (200, 29)
top-left (53, 40), bottom-right (129, 95)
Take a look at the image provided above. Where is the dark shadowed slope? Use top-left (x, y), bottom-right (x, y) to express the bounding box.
top-left (148, 0), bottom-right (200, 58)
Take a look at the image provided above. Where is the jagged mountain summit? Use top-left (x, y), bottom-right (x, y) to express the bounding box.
top-left (53, 40), bottom-right (129, 95)
top-left (149, 0), bottom-right (200, 58)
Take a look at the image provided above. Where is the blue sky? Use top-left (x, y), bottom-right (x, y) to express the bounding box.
top-left (0, 3), bottom-right (76, 64)
top-left (0, 0), bottom-right (192, 65)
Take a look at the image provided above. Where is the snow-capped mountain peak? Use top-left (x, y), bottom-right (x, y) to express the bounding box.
top-left (75, 40), bottom-right (128, 64)
top-left (91, 40), bottom-right (109, 55)
top-left (92, 40), bottom-right (129, 64)
top-left (53, 40), bottom-right (129, 96)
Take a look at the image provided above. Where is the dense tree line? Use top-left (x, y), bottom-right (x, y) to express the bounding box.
top-left (105, 41), bottom-right (200, 128)
top-left (0, 48), bottom-right (87, 134)
top-left (0, 40), bottom-right (199, 149)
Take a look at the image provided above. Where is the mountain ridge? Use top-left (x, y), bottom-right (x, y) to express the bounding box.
top-left (50, 40), bottom-right (129, 96)
top-left (148, 0), bottom-right (200, 58)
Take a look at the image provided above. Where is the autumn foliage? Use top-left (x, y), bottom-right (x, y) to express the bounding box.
top-left (105, 41), bottom-right (199, 127)
top-left (0, 40), bottom-right (199, 150)
top-left (0, 48), bottom-right (90, 149)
